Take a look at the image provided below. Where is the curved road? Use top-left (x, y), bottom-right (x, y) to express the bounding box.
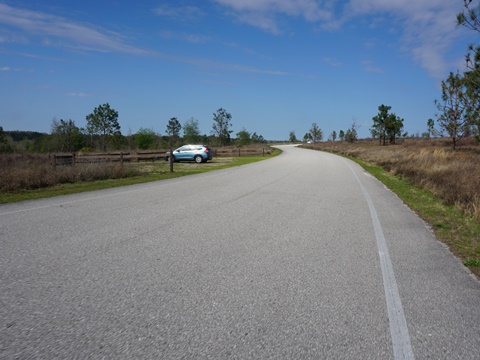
top-left (1, 145), bottom-right (479, 359)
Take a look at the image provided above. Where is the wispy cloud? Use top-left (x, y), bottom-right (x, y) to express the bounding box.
top-left (345, 0), bottom-right (468, 78)
top-left (0, 66), bottom-right (32, 72)
top-left (0, 3), bottom-right (148, 55)
top-left (214, 0), bottom-right (471, 78)
top-left (0, 3), bottom-right (291, 78)
top-left (153, 5), bottom-right (204, 20)
top-left (214, 0), bottom-right (333, 34)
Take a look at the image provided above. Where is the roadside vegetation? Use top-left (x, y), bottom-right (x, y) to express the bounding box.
top-left (303, 139), bottom-right (480, 278)
top-left (0, 101), bottom-right (279, 201)
top-left (0, 147), bottom-right (281, 204)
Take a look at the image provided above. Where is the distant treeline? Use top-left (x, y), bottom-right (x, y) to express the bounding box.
top-left (6, 131), bottom-right (46, 142)
top-left (0, 105), bottom-right (269, 153)
top-left (0, 129), bottom-right (268, 154)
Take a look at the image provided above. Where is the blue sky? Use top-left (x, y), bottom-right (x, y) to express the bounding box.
top-left (0, 0), bottom-right (476, 140)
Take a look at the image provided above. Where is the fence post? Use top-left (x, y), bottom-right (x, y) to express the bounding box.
top-left (238, 148), bottom-right (241, 157)
top-left (52, 154), bottom-right (56, 168)
top-left (72, 153), bottom-right (75, 166)
top-left (120, 152), bottom-right (123, 164)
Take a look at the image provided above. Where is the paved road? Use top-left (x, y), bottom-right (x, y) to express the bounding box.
top-left (1, 145), bottom-right (479, 359)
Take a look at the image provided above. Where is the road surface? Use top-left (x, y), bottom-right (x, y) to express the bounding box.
top-left (1, 145), bottom-right (479, 359)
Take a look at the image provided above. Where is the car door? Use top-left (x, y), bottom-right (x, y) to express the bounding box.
top-left (174, 146), bottom-right (190, 160)
top-left (183, 145), bottom-right (197, 160)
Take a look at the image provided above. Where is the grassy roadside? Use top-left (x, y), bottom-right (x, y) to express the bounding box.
top-left (319, 150), bottom-right (480, 278)
top-left (0, 149), bottom-right (281, 204)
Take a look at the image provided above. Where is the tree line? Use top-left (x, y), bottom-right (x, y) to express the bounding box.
top-left (288, 110), bottom-right (398, 146)
top-left (0, 106), bottom-right (266, 154)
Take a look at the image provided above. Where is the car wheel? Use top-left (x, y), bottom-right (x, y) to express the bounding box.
top-left (194, 155), bottom-right (203, 163)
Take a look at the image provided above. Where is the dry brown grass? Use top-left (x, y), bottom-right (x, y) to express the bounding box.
top-left (305, 138), bottom-right (480, 220)
top-left (0, 147), bottom-right (270, 194)
top-left (0, 153), bottom-right (141, 193)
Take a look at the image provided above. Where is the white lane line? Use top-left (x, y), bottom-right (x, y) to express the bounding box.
top-left (346, 162), bottom-right (414, 360)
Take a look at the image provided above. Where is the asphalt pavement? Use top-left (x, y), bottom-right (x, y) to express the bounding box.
top-left (1, 145), bottom-right (479, 359)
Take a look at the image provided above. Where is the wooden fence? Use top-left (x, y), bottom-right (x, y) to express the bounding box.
top-left (53, 151), bottom-right (165, 166)
top-left (213, 147), bottom-right (269, 157)
top-left (53, 147), bottom-right (270, 166)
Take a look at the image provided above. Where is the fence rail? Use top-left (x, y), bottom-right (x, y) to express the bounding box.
top-left (53, 147), bottom-right (269, 166)
top-left (52, 151), bottom-right (166, 166)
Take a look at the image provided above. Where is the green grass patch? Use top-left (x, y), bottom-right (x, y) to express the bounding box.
top-left (464, 259), bottom-right (480, 267)
top-left (0, 148), bottom-right (281, 204)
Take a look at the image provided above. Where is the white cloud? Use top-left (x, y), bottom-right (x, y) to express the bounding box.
top-left (345, 0), bottom-right (467, 78)
top-left (215, 0), bottom-right (332, 21)
top-left (214, 0), bottom-right (472, 78)
top-left (0, 66), bottom-right (31, 72)
top-left (0, 3), bottom-right (148, 55)
top-left (0, 3), bottom-right (298, 84)
top-left (214, 0), bottom-right (333, 34)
